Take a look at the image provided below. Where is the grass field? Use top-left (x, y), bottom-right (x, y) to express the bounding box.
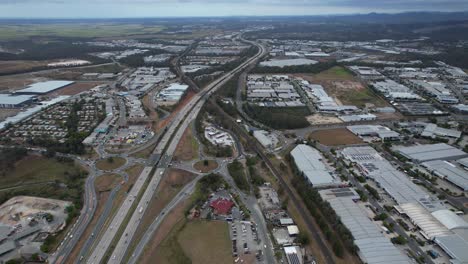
top-left (0, 24), bottom-right (166, 40)
top-left (313, 66), bottom-right (354, 80)
top-left (178, 221), bottom-right (232, 264)
top-left (0, 155), bottom-right (82, 188)
top-left (95, 157), bottom-right (126, 171)
top-left (174, 127), bottom-right (199, 161)
top-left (193, 160), bottom-right (219, 173)
top-left (340, 86), bottom-right (388, 108)
top-left (309, 128), bottom-right (363, 146)
top-left (95, 174), bottom-right (122, 192)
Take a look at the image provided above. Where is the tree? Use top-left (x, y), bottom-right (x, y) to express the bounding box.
top-left (296, 232), bottom-right (310, 245)
top-left (391, 235), bottom-right (407, 245)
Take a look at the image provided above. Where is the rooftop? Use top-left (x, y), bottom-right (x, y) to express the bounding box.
top-left (396, 143), bottom-right (468, 163)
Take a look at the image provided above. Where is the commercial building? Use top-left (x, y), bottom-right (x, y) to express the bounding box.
top-left (348, 66), bottom-right (384, 80)
top-left (371, 80), bottom-right (421, 101)
top-left (421, 160), bottom-right (468, 191)
top-left (342, 146), bottom-right (430, 205)
top-left (284, 246), bottom-right (304, 264)
top-left (156, 83), bottom-right (189, 105)
top-left (290, 144), bottom-right (340, 188)
top-left (395, 143), bottom-right (468, 163)
top-left (394, 102), bottom-right (445, 116)
top-left (319, 188), bottom-right (411, 264)
top-left (347, 125), bottom-right (400, 141)
top-left (339, 114), bottom-right (376, 123)
top-left (408, 80), bottom-right (459, 104)
top-left (420, 123), bottom-right (462, 139)
top-left (0, 94), bottom-right (35, 108)
top-left (15, 81), bottom-right (74, 95)
top-left (253, 130), bottom-right (278, 149)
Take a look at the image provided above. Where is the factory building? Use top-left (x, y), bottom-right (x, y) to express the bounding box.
top-left (395, 143), bottom-right (468, 163)
top-left (0, 94), bottom-right (35, 108)
top-left (421, 160), bottom-right (468, 191)
top-left (15, 81), bottom-right (74, 95)
top-left (290, 144), bottom-right (340, 188)
top-left (347, 125), bottom-right (400, 141)
top-left (342, 146), bottom-right (468, 263)
top-left (371, 80), bottom-right (421, 102)
top-left (420, 123), bottom-right (462, 139)
top-left (319, 188), bottom-right (411, 264)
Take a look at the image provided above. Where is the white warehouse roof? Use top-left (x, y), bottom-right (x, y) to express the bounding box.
top-left (396, 143), bottom-right (468, 163)
top-left (0, 94), bottom-right (35, 105)
top-left (321, 194), bottom-right (411, 264)
top-left (291, 144), bottom-right (337, 187)
top-left (431, 210), bottom-right (468, 230)
top-left (16, 80), bottom-right (74, 94)
top-left (422, 160), bottom-right (468, 191)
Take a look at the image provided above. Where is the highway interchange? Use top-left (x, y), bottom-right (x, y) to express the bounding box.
top-left (49, 38), bottom-right (269, 264)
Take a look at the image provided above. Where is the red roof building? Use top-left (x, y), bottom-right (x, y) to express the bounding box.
top-left (210, 198), bottom-right (234, 215)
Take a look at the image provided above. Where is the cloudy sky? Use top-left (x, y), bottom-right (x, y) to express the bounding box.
top-left (0, 0), bottom-right (467, 18)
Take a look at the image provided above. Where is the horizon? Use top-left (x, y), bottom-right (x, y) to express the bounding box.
top-left (1, 0), bottom-right (468, 19)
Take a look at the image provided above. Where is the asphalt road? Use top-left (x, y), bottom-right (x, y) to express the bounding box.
top-left (82, 38), bottom-right (266, 264)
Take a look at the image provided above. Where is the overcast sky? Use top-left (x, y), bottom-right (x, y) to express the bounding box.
top-left (0, 0), bottom-right (468, 18)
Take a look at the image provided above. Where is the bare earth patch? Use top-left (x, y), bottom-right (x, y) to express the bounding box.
top-left (193, 160), bottom-right (219, 173)
top-left (309, 128), bottom-right (363, 146)
top-left (174, 126), bottom-right (198, 161)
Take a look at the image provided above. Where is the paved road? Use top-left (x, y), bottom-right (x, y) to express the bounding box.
top-left (85, 167), bottom-right (153, 264)
top-left (128, 174), bottom-right (203, 264)
top-left (83, 37), bottom-right (266, 264)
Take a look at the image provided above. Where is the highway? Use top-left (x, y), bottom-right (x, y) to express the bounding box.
top-left (83, 38), bottom-right (266, 264)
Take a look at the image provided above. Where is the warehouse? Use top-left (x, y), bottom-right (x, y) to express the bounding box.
top-left (347, 125), bottom-right (400, 141)
top-left (420, 123), bottom-right (462, 139)
top-left (0, 94), bottom-right (35, 108)
top-left (421, 160), bottom-right (468, 191)
top-left (290, 144), bottom-right (339, 188)
top-left (395, 143), bottom-right (468, 163)
top-left (319, 188), bottom-right (411, 264)
top-left (394, 102), bottom-right (445, 116)
top-left (371, 80), bottom-right (421, 101)
top-left (339, 114), bottom-right (376, 122)
top-left (341, 146), bottom-right (429, 205)
top-left (15, 81), bottom-right (74, 95)
top-left (253, 130), bottom-right (278, 149)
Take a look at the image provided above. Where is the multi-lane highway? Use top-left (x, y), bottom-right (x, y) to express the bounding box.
top-left (81, 38), bottom-right (266, 264)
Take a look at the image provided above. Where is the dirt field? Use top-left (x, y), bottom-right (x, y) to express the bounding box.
top-left (0, 60), bottom-right (50, 75)
top-left (174, 126), bottom-right (198, 161)
top-left (95, 157), bottom-right (126, 171)
top-left (306, 114), bottom-right (343, 125)
top-left (193, 160), bottom-right (219, 173)
top-left (127, 169), bottom-right (196, 261)
top-left (0, 109), bottom-right (21, 122)
top-left (0, 75), bottom-right (44, 91)
top-left (95, 174), bottom-right (122, 192)
top-left (48, 81), bottom-right (105, 96)
top-left (309, 128), bottom-right (363, 146)
top-left (297, 66), bottom-right (388, 108)
top-left (131, 143), bottom-right (157, 159)
top-left (178, 220), bottom-right (233, 264)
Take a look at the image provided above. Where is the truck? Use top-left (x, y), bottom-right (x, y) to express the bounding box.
top-left (139, 207), bottom-right (143, 213)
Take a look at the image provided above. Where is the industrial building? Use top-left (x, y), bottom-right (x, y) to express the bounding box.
top-left (290, 144), bottom-right (340, 188)
top-left (339, 114), bottom-right (376, 122)
top-left (15, 81), bottom-right (74, 95)
top-left (408, 80), bottom-right (459, 104)
top-left (347, 125), bottom-right (400, 141)
top-left (395, 143), bottom-right (468, 163)
top-left (0, 94), bottom-right (35, 108)
top-left (284, 246), bottom-right (304, 264)
top-left (156, 83), bottom-right (189, 105)
top-left (342, 147), bottom-right (468, 263)
top-left (342, 146), bottom-right (430, 205)
top-left (348, 66), bottom-right (385, 80)
top-left (421, 160), bottom-right (468, 191)
top-left (394, 102), bottom-right (445, 116)
top-left (319, 188), bottom-right (411, 264)
top-left (253, 130), bottom-right (278, 149)
top-left (420, 123), bottom-right (462, 139)
top-left (301, 83), bottom-right (359, 113)
top-left (371, 80), bottom-right (421, 101)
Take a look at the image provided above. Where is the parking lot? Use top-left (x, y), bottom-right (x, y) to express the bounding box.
top-left (229, 220), bottom-right (263, 263)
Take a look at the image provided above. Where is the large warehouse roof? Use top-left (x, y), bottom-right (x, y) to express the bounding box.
top-left (347, 125), bottom-right (400, 140)
top-left (422, 160), bottom-right (468, 191)
top-left (431, 210), bottom-right (468, 230)
top-left (342, 146), bottom-right (429, 205)
top-left (435, 231), bottom-right (468, 264)
top-left (320, 192), bottom-right (410, 264)
top-left (399, 203), bottom-right (452, 240)
top-left (0, 94), bottom-right (34, 105)
top-left (291, 144), bottom-right (337, 187)
top-left (395, 143), bottom-right (468, 163)
top-left (16, 80), bottom-right (74, 94)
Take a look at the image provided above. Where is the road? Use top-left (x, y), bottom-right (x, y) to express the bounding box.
top-left (127, 174), bottom-right (203, 264)
top-left (83, 38), bottom-right (266, 264)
